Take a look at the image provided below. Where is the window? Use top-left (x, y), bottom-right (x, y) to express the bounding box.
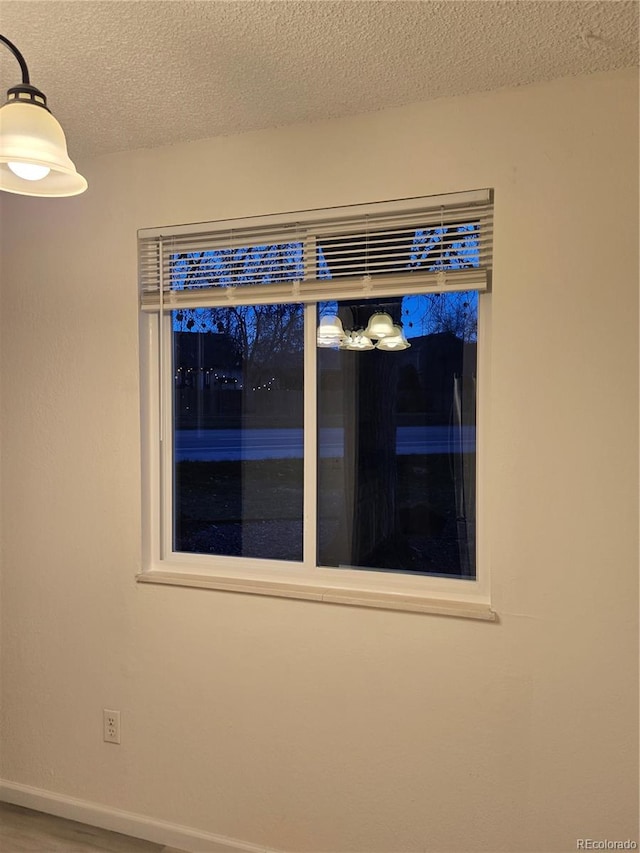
top-left (139, 189), bottom-right (495, 618)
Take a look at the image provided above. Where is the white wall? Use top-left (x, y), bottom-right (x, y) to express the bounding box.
top-left (0, 68), bottom-right (638, 853)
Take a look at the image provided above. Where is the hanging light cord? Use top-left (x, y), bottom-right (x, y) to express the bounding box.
top-left (0, 33), bottom-right (31, 85)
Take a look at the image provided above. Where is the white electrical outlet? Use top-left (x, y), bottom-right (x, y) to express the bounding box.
top-left (103, 709), bottom-right (121, 744)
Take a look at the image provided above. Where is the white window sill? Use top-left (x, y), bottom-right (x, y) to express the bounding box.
top-left (136, 569), bottom-right (497, 621)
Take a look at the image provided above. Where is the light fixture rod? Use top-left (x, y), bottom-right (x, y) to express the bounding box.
top-left (0, 33), bottom-right (31, 85)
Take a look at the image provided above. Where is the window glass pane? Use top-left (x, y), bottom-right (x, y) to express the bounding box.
top-left (172, 305), bottom-right (304, 561)
top-left (170, 242), bottom-right (303, 291)
top-left (317, 292), bottom-right (477, 578)
top-left (317, 223), bottom-right (479, 279)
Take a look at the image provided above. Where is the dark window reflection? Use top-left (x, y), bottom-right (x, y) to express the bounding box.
top-left (317, 295), bottom-right (477, 578)
top-left (170, 292), bottom-right (477, 577)
top-left (172, 305), bottom-right (304, 561)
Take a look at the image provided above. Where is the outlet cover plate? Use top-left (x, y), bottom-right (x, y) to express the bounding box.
top-left (103, 709), bottom-right (121, 744)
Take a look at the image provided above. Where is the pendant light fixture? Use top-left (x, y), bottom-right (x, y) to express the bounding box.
top-left (341, 330), bottom-right (375, 351)
top-left (375, 325), bottom-right (411, 351)
top-left (317, 314), bottom-right (347, 347)
top-left (317, 311), bottom-right (410, 352)
top-left (364, 312), bottom-right (395, 340)
top-left (0, 33), bottom-right (87, 197)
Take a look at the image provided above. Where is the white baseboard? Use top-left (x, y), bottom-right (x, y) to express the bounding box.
top-left (0, 779), bottom-right (282, 853)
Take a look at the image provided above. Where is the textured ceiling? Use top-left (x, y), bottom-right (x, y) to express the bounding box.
top-left (0, 0), bottom-right (638, 159)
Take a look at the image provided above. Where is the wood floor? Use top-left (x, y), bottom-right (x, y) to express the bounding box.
top-left (0, 803), bottom-right (186, 852)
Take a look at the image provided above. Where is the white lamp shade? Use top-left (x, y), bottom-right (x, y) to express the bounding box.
top-left (364, 312), bottom-right (394, 339)
top-left (342, 331), bottom-right (374, 351)
top-left (0, 101), bottom-right (87, 197)
top-left (375, 325), bottom-right (410, 350)
top-left (317, 315), bottom-right (346, 347)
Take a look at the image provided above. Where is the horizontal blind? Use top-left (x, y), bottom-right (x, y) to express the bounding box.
top-left (139, 189), bottom-right (493, 310)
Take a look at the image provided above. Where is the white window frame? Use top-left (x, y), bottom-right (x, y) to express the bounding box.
top-left (138, 190), bottom-right (496, 620)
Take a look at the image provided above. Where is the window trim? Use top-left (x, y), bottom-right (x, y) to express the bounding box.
top-left (135, 570), bottom-right (496, 620)
top-left (137, 191), bottom-right (495, 620)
